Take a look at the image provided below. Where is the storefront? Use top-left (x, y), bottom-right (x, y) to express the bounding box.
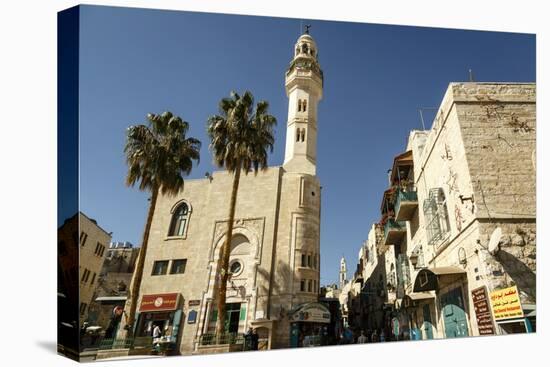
top-left (289, 303), bottom-right (331, 347)
top-left (135, 293), bottom-right (183, 353)
top-left (413, 266), bottom-right (469, 339)
top-left (489, 286), bottom-right (535, 334)
top-left (402, 291), bottom-right (436, 340)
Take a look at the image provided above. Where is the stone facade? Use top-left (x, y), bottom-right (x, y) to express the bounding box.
top-left (349, 82), bottom-right (536, 340)
top-left (118, 32), bottom-right (324, 354)
top-left (79, 212), bottom-right (111, 325)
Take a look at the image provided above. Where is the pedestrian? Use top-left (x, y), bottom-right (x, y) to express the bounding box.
top-left (251, 328), bottom-right (259, 350)
top-left (152, 324), bottom-right (162, 353)
top-left (371, 329), bottom-right (379, 343)
top-left (244, 327), bottom-right (253, 351)
top-left (357, 330), bottom-right (368, 344)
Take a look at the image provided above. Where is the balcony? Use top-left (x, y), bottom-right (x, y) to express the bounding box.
top-left (394, 190), bottom-right (418, 221)
top-left (383, 219), bottom-right (406, 245)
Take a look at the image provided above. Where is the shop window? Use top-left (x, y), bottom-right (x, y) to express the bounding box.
top-left (80, 232), bottom-right (88, 247)
top-left (152, 260), bottom-right (169, 276)
top-left (168, 202), bottom-right (189, 237)
top-left (170, 259), bottom-right (187, 274)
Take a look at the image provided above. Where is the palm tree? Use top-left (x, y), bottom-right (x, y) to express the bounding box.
top-left (207, 91), bottom-right (277, 338)
top-left (124, 111), bottom-right (201, 337)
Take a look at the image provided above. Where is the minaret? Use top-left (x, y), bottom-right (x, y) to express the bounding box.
top-left (283, 27), bottom-right (323, 176)
top-left (340, 256), bottom-right (347, 289)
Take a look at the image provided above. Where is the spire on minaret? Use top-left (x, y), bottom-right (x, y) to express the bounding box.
top-left (283, 30), bottom-right (323, 175)
top-left (339, 256), bottom-right (347, 288)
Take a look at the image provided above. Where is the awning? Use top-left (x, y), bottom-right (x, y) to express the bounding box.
top-left (402, 292), bottom-right (435, 308)
top-left (523, 304), bottom-right (536, 318)
top-left (390, 150), bottom-right (413, 183)
top-left (95, 296), bottom-right (127, 302)
top-left (413, 267), bottom-right (467, 292)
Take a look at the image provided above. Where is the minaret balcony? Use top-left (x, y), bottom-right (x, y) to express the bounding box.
top-left (394, 189), bottom-right (418, 221)
top-left (383, 219), bottom-right (406, 246)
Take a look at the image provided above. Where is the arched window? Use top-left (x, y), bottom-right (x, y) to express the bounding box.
top-left (303, 100), bottom-right (307, 112)
top-left (168, 202), bottom-right (189, 237)
top-left (300, 128), bottom-right (306, 142)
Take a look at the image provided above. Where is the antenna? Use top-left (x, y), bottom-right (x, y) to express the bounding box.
top-left (418, 107), bottom-right (438, 130)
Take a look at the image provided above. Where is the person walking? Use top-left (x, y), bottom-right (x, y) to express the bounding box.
top-left (244, 327), bottom-right (253, 351)
top-left (371, 329), bottom-right (379, 343)
top-left (251, 328), bottom-right (259, 350)
top-left (357, 330), bottom-right (368, 344)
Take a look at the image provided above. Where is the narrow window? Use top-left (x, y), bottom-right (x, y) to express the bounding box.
top-left (301, 128), bottom-right (306, 142)
top-left (303, 100), bottom-right (307, 112)
top-left (307, 254), bottom-right (312, 268)
top-left (297, 100), bottom-right (302, 112)
top-left (170, 259), bottom-right (187, 274)
top-left (301, 254), bottom-right (307, 267)
top-left (90, 272), bottom-right (96, 285)
top-left (80, 302), bottom-right (87, 315)
top-left (152, 260), bottom-right (169, 276)
top-left (169, 203), bottom-right (190, 237)
top-left (80, 269), bottom-right (87, 283)
top-left (307, 279), bottom-right (312, 292)
top-left (300, 280), bottom-right (306, 292)
top-left (80, 232), bottom-right (88, 247)
top-left (296, 128), bottom-right (300, 142)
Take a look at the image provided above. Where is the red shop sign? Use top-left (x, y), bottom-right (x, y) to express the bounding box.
top-left (139, 293), bottom-right (180, 312)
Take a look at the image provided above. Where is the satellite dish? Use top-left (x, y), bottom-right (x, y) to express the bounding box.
top-left (488, 227), bottom-right (502, 255)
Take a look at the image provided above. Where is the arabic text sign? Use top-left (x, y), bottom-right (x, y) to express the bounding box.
top-left (489, 286), bottom-right (524, 321)
top-left (471, 286), bottom-right (495, 335)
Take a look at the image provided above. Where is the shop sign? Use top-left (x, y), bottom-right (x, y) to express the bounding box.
top-left (139, 293), bottom-right (179, 312)
top-left (188, 300), bottom-right (201, 307)
top-left (291, 305), bottom-right (330, 323)
top-left (471, 286), bottom-right (495, 335)
top-left (489, 286), bottom-right (524, 321)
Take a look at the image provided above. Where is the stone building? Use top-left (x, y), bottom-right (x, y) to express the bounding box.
top-left (78, 212), bottom-right (112, 325)
top-left (118, 31), bottom-right (327, 354)
top-left (372, 82), bottom-right (536, 340)
top-left (91, 242), bottom-right (140, 332)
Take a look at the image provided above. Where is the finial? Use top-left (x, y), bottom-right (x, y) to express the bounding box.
top-left (304, 24), bottom-right (311, 35)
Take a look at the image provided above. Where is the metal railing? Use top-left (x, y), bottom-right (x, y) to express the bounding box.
top-left (198, 333), bottom-right (244, 346)
top-left (98, 336), bottom-right (153, 350)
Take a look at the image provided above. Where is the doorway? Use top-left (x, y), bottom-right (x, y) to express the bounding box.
top-left (422, 304), bottom-right (434, 339)
top-left (440, 287), bottom-right (469, 338)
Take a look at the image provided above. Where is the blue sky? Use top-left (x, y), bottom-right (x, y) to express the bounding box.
top-left (78, 5), bottom-right (535, 286)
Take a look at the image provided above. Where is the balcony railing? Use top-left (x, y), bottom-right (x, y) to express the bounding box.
top-left (394, 190), bottom-right (418, 221)
top-left (383, 219), bottom-right (406, 245)
top-left (198, 333), bottom-right (244, 346)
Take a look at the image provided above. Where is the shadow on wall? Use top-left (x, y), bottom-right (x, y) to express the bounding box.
top-left (495, 250), bottom-right (536, 303)
top-left (256, 260), bottom-right (293, 315)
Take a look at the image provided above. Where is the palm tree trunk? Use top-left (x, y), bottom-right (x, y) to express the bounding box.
top-left (125, 186), bottom-right (159, 338)
top-left (215, 165), bottom-right (241, 339)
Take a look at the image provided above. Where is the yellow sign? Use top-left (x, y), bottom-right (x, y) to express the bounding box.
top-left (489, 286), bottom-right (524, 321)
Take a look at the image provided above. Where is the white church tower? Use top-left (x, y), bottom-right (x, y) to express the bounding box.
top-left (283, 27), bottom-right (323, 175)
top-left (340, 256), bottom-right (347, 289)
